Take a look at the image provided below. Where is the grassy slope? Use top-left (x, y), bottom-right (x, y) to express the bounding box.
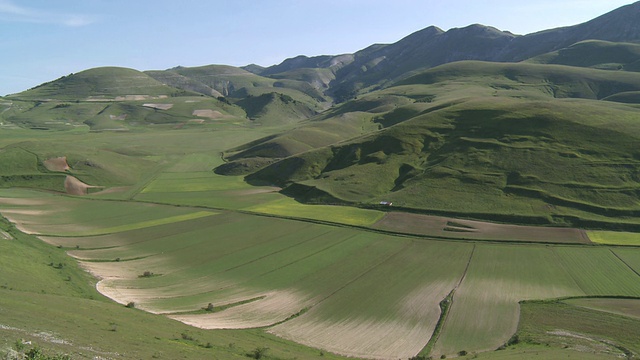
top-left (2, 53), bottom-right (640, 360)
top-left (238, 61), bottom-right (640, 229)
top-left (9, 67), bottom-right (185, 100)
top-left (526, 40), bottom-right (640, 72)
top-left (510, 300), bottom-right (640, 358)
top-left (146, 64), bottom-right (329, 125)
top-left (0, 211), bottom-right (344, 360)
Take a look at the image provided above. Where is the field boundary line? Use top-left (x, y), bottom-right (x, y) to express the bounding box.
top-left (609, 249), bottom-right (640, 279)
top-left (274, 240), bottom-right (414, 323)
top-left (72, 195), bottom-right (606, 247)
top-left (424, 244), bottom-right (476, 356)
top-left (250, 233), bottom-right (361, 281)
top-left (221, 227), bottom-right (333, 273)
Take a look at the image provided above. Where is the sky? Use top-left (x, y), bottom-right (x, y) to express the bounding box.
top-left (0, 0), bottom-right (635, 95)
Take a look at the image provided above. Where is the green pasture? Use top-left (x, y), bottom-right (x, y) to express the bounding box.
top-left (136, 188), bottom-right (284, 210)
top-left (244, 197), bottom-right (385, 226)
top-left (0, 209), bottom-right (346, 360)
top-left (565, 298), bottom-right (640, 320)
top-left (141, 172), bottom-right (249, 193)
top-left (0, 190), bottom-right (218, 236)
top-left (611, 247), bottom-right (640, 274)
top-left (552, 247), bottom-right (640, 295)
top-left (433, 244), bottom-right (585, 356)
top-left (272, 241), bottom-right (473, 359)
top-left (588, 230), bottom-right (640, 246)
top-left (514, 300), bottom-right (640, 358)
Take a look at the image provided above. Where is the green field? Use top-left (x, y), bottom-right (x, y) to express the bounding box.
top-left (588, 230), bottom-right (640, 246)
top-left (3, 186), bottom-right (640, 359)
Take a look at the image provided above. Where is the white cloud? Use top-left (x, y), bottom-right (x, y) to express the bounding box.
top-left (0, 0), bottom-right (96, 27)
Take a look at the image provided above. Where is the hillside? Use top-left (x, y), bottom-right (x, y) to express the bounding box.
top-left (225, 61), bottom-right (640, 229)
top-left (526, 40), bottom-right (640, 71)
top-left (10, 67), bottom-right (186, 101)
top-left (3, 2), bottom-right (640, 360)
top-left (146, 64), bottom-right (331, 115)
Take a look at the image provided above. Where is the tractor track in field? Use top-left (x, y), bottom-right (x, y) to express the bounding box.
top-left (610, 249), bottom-right (640, 279)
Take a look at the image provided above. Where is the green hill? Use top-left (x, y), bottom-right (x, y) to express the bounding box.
top-left (526, 40), bottom-right (640, 71)
top-left (147, 64), bottom-right (330, 123)
top-left (10, 67), bottom-right (185, 100)
top-left (230, 61), bottom-right (640, 229)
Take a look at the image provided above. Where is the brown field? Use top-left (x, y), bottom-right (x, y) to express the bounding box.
top-left (373, 212), bottom-right (588, 244)
top-left (64, 175), bottom-right (102, 195)
top-left (43, 156), bottom-right (70, 172)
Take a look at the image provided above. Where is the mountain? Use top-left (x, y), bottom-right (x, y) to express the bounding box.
top-left (221, 60), bottom-right (640, 229)
top-left (259, 1), bottom-right (640, 101)
top-left (499, 1), bottom-right (640, 62)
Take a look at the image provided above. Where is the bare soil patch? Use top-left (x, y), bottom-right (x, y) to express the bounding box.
top-left (373, 212), bottom-right (587, 243)
top-left (64, 176), bottom-right (102, 196)
top-left (228, 187), bottom-right (281, 196)
top-left (169, 290), bottom-right (308, 329)
top-left (0, 197), bottom-right (46, 206)
top-left (43, 156), bottom-right (70, 172)
top-left (192, 109), bottom-right (223, 119)
top-left (273, 317), bottom-right (437, 359)
top-left (142, 103), bottom-right (174, 110)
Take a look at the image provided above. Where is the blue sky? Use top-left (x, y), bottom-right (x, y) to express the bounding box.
top-left (0, 0), bottom-right (634, 95)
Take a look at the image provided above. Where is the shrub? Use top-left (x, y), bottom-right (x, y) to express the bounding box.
top-left (249, 347), bottom-right (268, 359)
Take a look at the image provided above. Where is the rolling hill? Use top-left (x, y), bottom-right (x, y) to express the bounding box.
top-left (10, 67), bottom-right (186, 101)
top-left (3, 3), bottom-right (640, 359)
top-left (224, 61), bottom-right (640, 229)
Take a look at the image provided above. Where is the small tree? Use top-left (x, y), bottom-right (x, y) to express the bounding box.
top-left (250, 347), bottom-right (268, 360)
top-left (205, 303), bottom-right (215, 312)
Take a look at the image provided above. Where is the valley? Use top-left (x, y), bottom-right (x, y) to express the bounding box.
top-left (2, 2), bottom-right (640, 359)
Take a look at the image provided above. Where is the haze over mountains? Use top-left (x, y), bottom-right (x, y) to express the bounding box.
top-left (3, 1), bottom-right (640, 229)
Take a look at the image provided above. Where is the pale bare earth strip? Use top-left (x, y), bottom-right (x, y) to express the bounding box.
top-left (0, 230), bottom-right (12, 240)
top-left (192, 109), bottom-right (223, 119)
top-left (1, 211), bottom-right (94, 236)
top-left (169, 289), bottom-right (309, 329)
top-left (81, 257), bottom-right (188, 312)
top-left (142, 103), bottom-right (174, 110)
top-left (0, 197), bottom-right (47, 206)
top-left (270, 281), bottom-right (455, 360)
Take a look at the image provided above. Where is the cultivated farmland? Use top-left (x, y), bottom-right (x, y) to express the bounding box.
top-left (2, 185), bottom-right (640, 359)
